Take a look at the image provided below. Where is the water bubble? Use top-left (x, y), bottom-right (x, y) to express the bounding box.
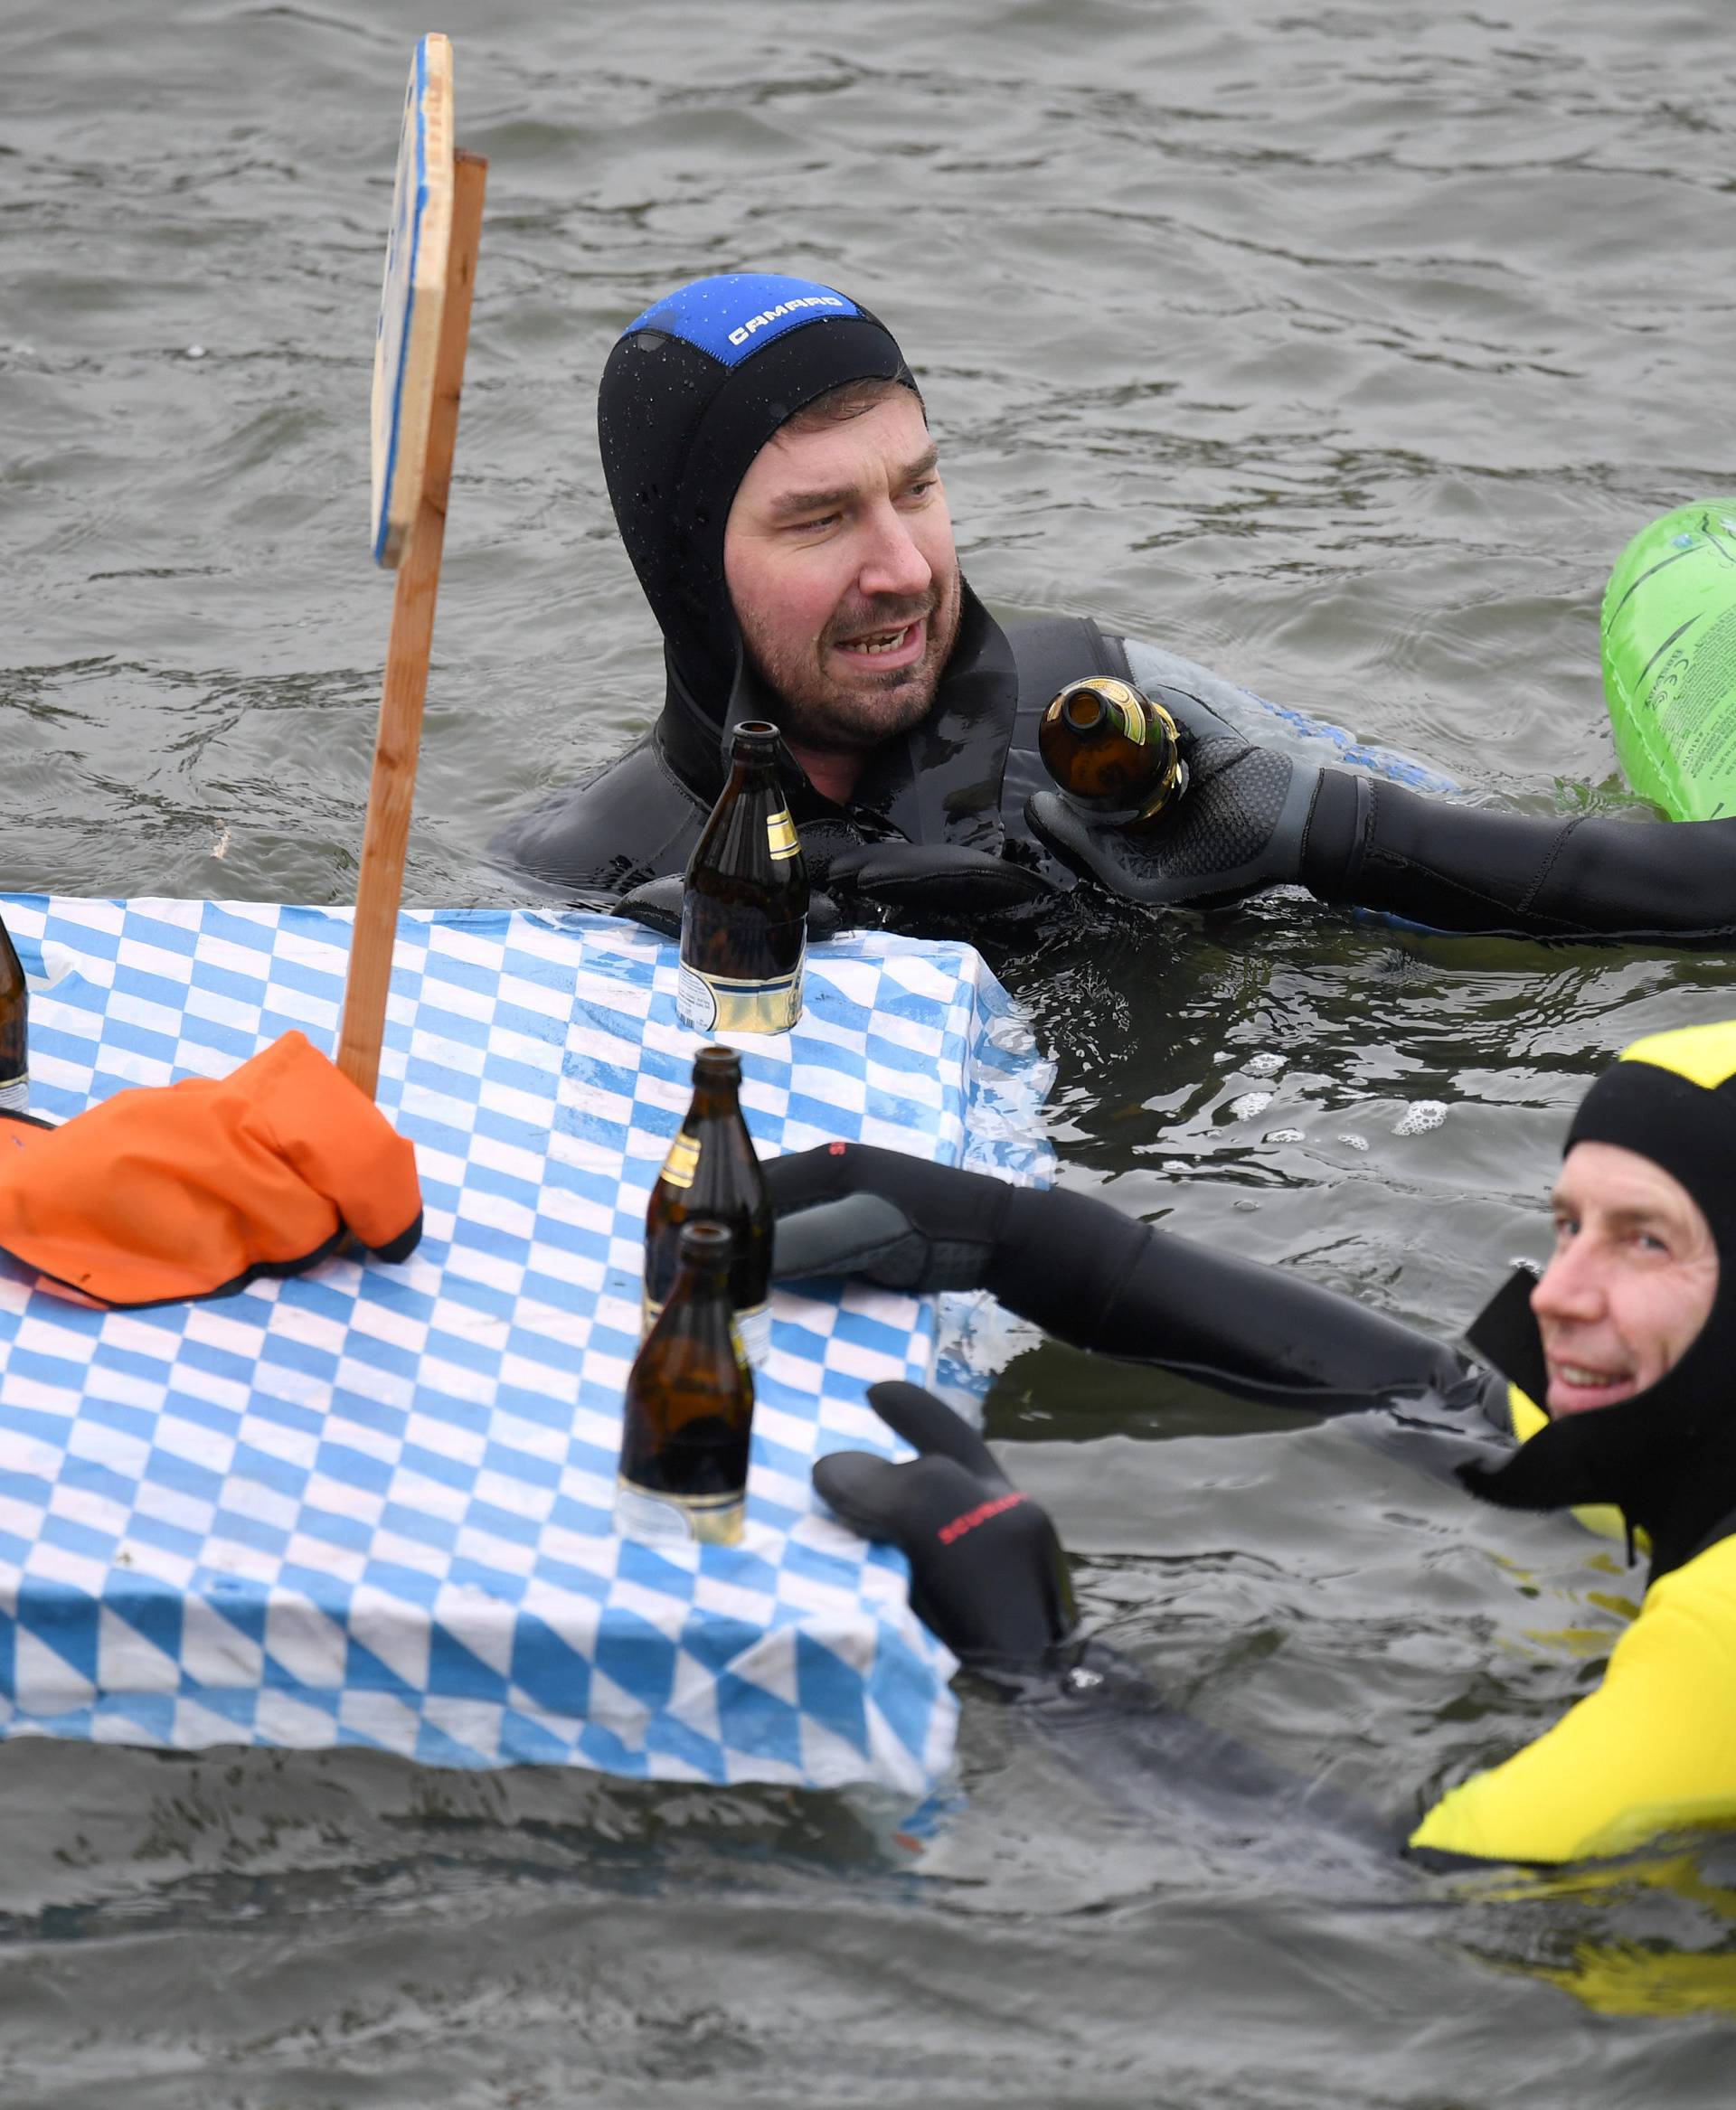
top-left (1229, 1090), bottom-right (1273, 1122)
top-left (1337, 1132), bottom-right (1369, 1153)
top-left (1243, 1050), bottom-right (1285, 1077)
top-left (184, 344), bottom-right (207, 360)
top-left (1266, 1127), bottom-right (1305, 1144)
top-left (1395, 1100), bottom-right (1447, 1136)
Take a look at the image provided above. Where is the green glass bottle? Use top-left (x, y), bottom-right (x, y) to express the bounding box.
top-left (616, 1220), bottom-right (755, 1547)
top-left (644, 1045), bottom-right (772, 1366)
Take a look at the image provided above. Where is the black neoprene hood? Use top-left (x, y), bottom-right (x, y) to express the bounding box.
top-left (1563, 1048), bottom-right (1736, 1249)
top-left (596, 272), bottom-right (918, 711)
top-left (1463, 1022), bottom-right (1736, 1577)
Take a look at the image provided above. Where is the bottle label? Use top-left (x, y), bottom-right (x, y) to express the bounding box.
top-left (733, 1300), bottom-right (771, 1368)
top-left (656, 1130), bottom-right (700, 1191)
top-left (641, 1295), bottom-right (768, 1369)
top-left (0, 1075), bottom-right (27, 1116)
top-left (676, 963), bottom-right (802, 1036)
top-left (766, 808), bottom-right (801, 862)
top-left (614, 1478), bottom-right (746, 1548)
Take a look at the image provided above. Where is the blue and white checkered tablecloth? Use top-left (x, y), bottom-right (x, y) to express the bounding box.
top-left (0, 899), bottom-right (1053, 1796)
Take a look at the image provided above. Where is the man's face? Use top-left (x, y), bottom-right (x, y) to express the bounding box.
top-left (1530, 1141), bottom-right (1719, 1416)
top-left (722, 390), bottom-right (963, 756)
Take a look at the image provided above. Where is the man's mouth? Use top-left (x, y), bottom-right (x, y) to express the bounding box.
top-left (828, 617), bottom-right (926, 670)
top-left (1544, 1356), bottom-right (1637, 1416)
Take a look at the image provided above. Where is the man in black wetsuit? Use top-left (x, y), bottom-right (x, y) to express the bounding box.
top-left (491, 268), bottom-right (1736, 941)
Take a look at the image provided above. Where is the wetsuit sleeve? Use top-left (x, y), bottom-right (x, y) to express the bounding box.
top-left (767, 1146), bottom-right (1467, 1409)
top-left (1407, 1543), bottom-right (1736, 1864)
top-left (985, 1184), bottom-right (1467, 1408)
top-left (1302, 773), bottom-right (1736, 940)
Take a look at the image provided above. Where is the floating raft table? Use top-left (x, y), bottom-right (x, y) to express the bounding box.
top-left (0, 901), bottom-right (1051, 1796)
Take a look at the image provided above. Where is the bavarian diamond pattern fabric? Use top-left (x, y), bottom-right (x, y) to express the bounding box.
top-left (0, 899), bottom-right (1052, 1795)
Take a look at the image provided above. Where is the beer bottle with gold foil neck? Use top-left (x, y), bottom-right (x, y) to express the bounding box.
top-left (644, 1044), bottom-right (772, 1366)
top-left (676, 720), bottom-right (807, 1035)
top-left (1037, 676), bottom-right (1187, 829)
top-left (0, 912), bottom-right (27, 1115)
top-left (616, 1220), bottom-right (755, 1547)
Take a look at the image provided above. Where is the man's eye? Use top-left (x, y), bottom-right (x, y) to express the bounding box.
top-left (902, 478), bottom-right (937, 502)
top-left (788, 511), bottom-right (841, 534)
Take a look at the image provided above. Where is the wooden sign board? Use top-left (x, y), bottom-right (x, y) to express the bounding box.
top-left (370, 33), bottom-right (455, 568)
top-left (339, 41), bottom-right (485, 1102)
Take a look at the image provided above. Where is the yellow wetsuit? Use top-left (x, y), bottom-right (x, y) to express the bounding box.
top-left (1409, 1527), bottom-right (1736, 1862)
top-left (1410, 1383), bottom-right (1734, 1863)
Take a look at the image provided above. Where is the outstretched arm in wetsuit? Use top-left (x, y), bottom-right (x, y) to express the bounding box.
top-left (1025, 664), bottom-right (1736, 941)
top-left (769, 1142), bottom-right (1480, 1414)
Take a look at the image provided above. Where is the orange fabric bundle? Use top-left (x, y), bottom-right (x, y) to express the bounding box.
top-left (0, 1030), bottom-right (421, 1307)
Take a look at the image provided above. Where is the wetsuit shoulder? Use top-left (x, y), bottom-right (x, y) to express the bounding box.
top-left (1002, 614), bottom-right (1130, 702)
top-left (486, 727), bottom-right (708, 899)
top-left (991, 614), bottom-right (1130, 873)
top-left (1408, 1529), bottom-right (1736, 1865)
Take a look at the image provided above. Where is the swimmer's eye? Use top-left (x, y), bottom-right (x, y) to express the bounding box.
top-left (1552, 1209), bottom-right (1675, 1258)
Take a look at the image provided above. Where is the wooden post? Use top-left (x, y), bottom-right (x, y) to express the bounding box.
top-left (337, 148), bottom-right (486, 1100)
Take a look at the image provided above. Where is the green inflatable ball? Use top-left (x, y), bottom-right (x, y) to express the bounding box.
top-left (1603, 500), bottom-right (1736, 822)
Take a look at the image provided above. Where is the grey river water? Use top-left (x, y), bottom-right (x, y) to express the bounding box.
top-left (5, 0), bottom-right (1736, 2102)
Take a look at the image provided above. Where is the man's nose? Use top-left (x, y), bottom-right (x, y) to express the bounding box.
top-left (857, 504), bottom-right (932, 599)
top-left (1532, 1239), bottom-right (1605, 1324)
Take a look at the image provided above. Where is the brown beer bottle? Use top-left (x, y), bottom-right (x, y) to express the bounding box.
top-left (0, 912), bottom-right (27, 1115)
top-left (1038, 675), bottom-right (1187, 828)
top-left (615, 1220), bottom-right (755, 1547)
top-left (644, 1044), bottom-right (773, 1367)
top-left (676, 720), bottom-right (808, 1036)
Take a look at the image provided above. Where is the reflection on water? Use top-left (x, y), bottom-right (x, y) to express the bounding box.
top-left (6, 0), bottom-right (1736, 2096)
top-left (1457, 1844), bottom-right (1736, 2021)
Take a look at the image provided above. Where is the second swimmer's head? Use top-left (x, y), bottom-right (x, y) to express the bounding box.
top-left (596, 272), bottom-right (963, 765)
top-left (1530, 1022), bottom-right (1736, 1417)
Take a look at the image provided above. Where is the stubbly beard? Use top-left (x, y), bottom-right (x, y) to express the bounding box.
top-left (738, 566), bottom-right (963, 757)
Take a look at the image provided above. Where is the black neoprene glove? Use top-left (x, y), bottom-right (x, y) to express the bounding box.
top-left (815, 1380), bottom-right (1077, 1675)
top-left (804, 834), bottom-right (1061, 923)
top-left (1025, 684), bottom-right (1323, 909)
top-left (611, 836), bottom-right (1058, 943)
top-left (609, 873), bottom-right (844, 943)
top-left (768, 1142), bottom-right (1015, 1289)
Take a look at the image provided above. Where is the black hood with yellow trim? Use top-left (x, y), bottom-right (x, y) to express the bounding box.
top-left (1461, 1022), bottom-right (1736, 1580)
